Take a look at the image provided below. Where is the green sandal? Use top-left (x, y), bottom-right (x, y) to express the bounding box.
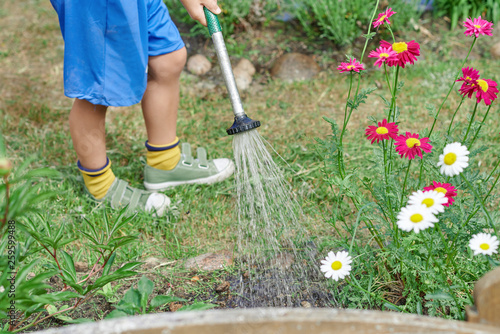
top-left (93, 178), bottom-right (170, 216)
top-left (144, 143), bottom-right (234, 192)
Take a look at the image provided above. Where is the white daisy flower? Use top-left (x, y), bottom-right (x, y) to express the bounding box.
top-left (320, 251), bottom-right (352, 281)
top-left (469, 233), bottom-right (499, 256)
top-left (397, 204), bottom-right (439, 233)
top-left (437, 142), bottom-right (469, 177)
top-left (407, 190), bottom-right (447, 215)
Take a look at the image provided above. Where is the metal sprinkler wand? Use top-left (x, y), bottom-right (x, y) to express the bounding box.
top-left (203, 7), bottom-right (261, 135)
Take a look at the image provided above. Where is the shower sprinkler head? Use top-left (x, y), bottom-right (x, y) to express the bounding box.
top-left (227, 114), bottom-right (261, 135)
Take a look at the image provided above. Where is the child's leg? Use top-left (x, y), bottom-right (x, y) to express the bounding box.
top-left (69, 98), bottom-right (108, 170)
top-left (141, 47), bottom-right (187, 145)
top-left (141, 47), bottom-right (235, 191)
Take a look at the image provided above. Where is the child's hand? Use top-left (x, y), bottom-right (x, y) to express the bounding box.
top-left (179, 0), bottom-right (221, 27)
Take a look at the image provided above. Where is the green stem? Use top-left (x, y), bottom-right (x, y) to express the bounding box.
top-left (469, 104), bottom-right (493, 149)
top-left (428, 37), bottom-right (477, 138)
top-left (463, 102), bottom-right (479, 142)
top-left (338, 73), bottom-right (354, 178)
top-left (386, 24), bottom-right (396, 43)
top-left (461, 173), bottom-right (498, 235)
top-left (446, 96), bottom-right (466, 140)
top-left (383, 63), bottom-right (392, 93)
top-left (400, 159), bottom-right (412, 209)
top-left (388, 66), bottom-right (400, 122)
top-left (0, 175), bottom-right (9, 234)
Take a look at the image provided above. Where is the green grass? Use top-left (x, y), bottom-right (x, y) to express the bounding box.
top-left (1, 0), bottom-right (500, 327)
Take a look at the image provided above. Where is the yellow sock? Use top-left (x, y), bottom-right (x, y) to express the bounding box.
top-left (78, 158), bottom-right (116, 199)
top-left (146, 137), bottom-right (181, 171)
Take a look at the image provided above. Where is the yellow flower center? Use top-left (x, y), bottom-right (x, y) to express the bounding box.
top-left (480, 243), bottom-right (490, 250)
top-left (444, 152), bottom-right (457, 165)
top-left (380, 53), bottom-right (389, 58)
top-left (331, 261), bottom-right (342, 270)
top-left (410, 213), bottom-right (423, 223)
top-left (434, 187), bottom-right (447, 195)
top-left (392, 42), bottom-right (408, 53)
top-left (422, 198), bottom-right (434, 207)
top-left (465, 76), bottom-right (471, 81)
top-left (477, 79), bottom-right (489, 92)
top-left (474, 24), bottom-right (481, 28)
top-left (406, 138), bottom-right (421, 148)
top-left (347, 65), bottom-right (355, 69)
top-left (376, 126), bottom-right (389, 134)
top-left (378, 15), bottom-right (387, 22)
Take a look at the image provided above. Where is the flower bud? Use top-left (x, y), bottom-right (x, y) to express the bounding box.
top-left (0, 157), bottom-right (12, 177)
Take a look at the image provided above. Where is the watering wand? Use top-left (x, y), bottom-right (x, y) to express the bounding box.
top-left (203, 7), bottom-right (261, 135)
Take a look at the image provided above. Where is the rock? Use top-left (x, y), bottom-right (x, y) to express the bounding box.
top-left (169, 302), bottom-right (183, 312)
top-left (233, 67), bottom-right (253, 91)
top-left (233, 58), bottom-right (256, 91)
top-left (235, 58), bottom-right (256, 76)
top-left (491, 42), bottom-right (500, 59)
top-left (183, 251), bottom-right (233, 271)
top-left (301, 301), bottom-right (312, 308)
top-left (187, 54), bottom-right (212, 75)
top-left (270, 53), bottom-right (320, 82)
top-left (74, 262), bottom-right (88, 272)
top-left (215, 281), bottom-right (230, 293)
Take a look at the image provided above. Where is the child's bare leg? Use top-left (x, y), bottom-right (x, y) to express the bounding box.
top-left (69, 98), bottom-right (108, 169)
top-left (141, 47), bottom-right (187, 144)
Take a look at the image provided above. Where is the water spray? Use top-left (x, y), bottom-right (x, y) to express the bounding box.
top-left (203, 8), bottom-right (261, 135)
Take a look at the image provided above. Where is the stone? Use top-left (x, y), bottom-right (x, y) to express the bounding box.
top-left (490, 42), bottom-right (500, 60)
top-left (215, 281), bottom-right (230, 293)
top-left (270, 53), bottom-right (320, 82)
top-left (187, 54), bottom-right (212, 75)
top-left (233, 67), bottom-right (253, 91)
top-left (301, 301), bottom-right (312, 308)
top-left (233, 58), bottom-right (256, 91)
top-left (74, 262), bottom-right (88, 272)
top-left (169, 302), bottom-right (183, 312)
top-left (183, 251), bottom-right (233, 271)
top-left (235, 58), bottom-right (256, 76)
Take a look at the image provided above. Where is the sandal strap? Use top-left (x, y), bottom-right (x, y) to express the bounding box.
top-left (197, 147), bottom-right (208, 167)
top-left (181, 143), bottom-right (193, 166)
top-left (128, 189), bottom-right (143, 210)
top-left (110, 179), bottom-right (128, 209)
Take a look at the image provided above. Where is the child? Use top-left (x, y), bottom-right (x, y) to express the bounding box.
top-left (50, 0), bottom-right (234, 216)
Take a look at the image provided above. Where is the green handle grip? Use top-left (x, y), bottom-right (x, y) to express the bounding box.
top-left (203, 7), bottom-right (222, 36)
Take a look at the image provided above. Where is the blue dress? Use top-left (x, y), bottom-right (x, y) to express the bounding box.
top-left (50, 0), bottom-right (185, 106)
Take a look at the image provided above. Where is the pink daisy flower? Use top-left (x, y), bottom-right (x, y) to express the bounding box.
top-left (380, 40), bottom-right (420, 68)
top-left (457, 67), bottom-right (480, 99)
top-left (475, 78), bottom-right (499, 106)
top-left (337, 58), bottom-right (365, 73)
top-left (463, 16), bottom-right (494, 38)
top-left (368, 47), bottom-right (398, 68)
top-left (365, 119), bottom-right (399, 144)
top-left (394, 132), bottom-right (432, 160)
top-left (456, 67), bottom-right (480, 84)
top-left (423, 181), bottom-right (458, 207)
top-left (373, 8), bottom-right (397, 28)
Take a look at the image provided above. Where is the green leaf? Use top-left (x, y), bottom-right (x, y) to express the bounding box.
top-left (425, 292), bottom-right (453, 301)
top-left (105, 309), bottom-right (129, 319)
top-left (61, 250), bottom-right (77, 283)
top-left (178, 302), bottom-right (217, 312)
top-left (137, 276), bottom-right (154, 312)
top-left (383, 302), bottom-right (402, 312)
top-left (150, 295), bottom-right (187, 309)
top-left (102, 252), bottom-right (116, 276)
